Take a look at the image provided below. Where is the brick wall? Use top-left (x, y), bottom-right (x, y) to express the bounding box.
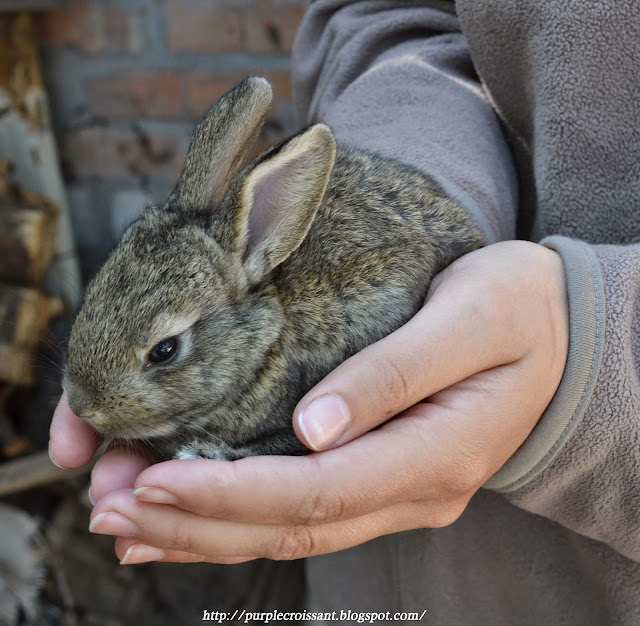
top-left (36, 0), bottom-right (308, 280)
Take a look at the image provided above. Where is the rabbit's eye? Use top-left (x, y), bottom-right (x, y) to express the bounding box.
top-left (148, 337), bottom-right (179, 364)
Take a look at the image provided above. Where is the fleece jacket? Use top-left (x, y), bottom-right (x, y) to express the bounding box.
top-left (292, 1), bottom-right (640, 623)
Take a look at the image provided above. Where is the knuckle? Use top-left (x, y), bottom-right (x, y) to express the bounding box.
top-left (435, 447), bottom-right (489, 500)
top-left (294, 487), bottom-right (345, 526)
top-left (168, 522), bottom-right (194, 553)
top-left (268, 526), bottom-right (316, 561)
top-left (445, 458), bottom-right (487, 498)
top-left (429, 499), bottom-right (469, 528)
top-left (371, 355), bottom-right (411, 412)
top-left (408, 500), bottom-right (469, 530)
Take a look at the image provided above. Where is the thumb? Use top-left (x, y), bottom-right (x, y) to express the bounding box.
top-left (50, 392), bottom-right (102, 468)
top-left (292, 271), bottom-right (512, 451)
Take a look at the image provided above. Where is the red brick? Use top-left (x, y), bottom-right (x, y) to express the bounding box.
top-left (262, 69), bottom-right (293, 102)
top-left (184, 69), bottom-right (292, 117)
top-left (86, 71), bottom-right (184, 119)
top-left (245, 5), bottom-right (306, 54)
top-left (36, 2), bottom-right (103, 53)
top-left (64, 126), bottom-right (187, 179)
top-left (181, 71), bottom-right (240, 118)
top-left (163, 1), bottom-right (306, 55)
top-left (104, 8), bottom-right (145, 54)
top-left (85, 68), bottom-right (292, 121)
top-left (164, 2), bottom-right (244, 53)
top-left (36, 1), bottom-right (143, 54)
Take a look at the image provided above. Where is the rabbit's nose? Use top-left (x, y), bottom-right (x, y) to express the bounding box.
top-left (65, 384), bottom-right (97, 420)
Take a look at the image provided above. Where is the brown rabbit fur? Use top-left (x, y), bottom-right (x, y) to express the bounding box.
top-left (64, 77), bottom-right (483, 461)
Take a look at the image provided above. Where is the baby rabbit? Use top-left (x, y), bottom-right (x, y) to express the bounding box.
top-left (64, 77), bottom-right (483, 461)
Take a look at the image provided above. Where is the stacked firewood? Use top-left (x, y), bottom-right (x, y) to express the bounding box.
top-left (0, 158), bottom-right (63, 458)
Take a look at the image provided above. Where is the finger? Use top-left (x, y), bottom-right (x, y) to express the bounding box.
top-left (114, 538), bottom-right (254, 565)
top-left (133, 412), bottom-right (458, 526)
top-left (49, 392), bottom-right (102, 468)
top-left (91, 447), bottom-right (155, 502)
top-left (91, 489), bottom-right (445, 561)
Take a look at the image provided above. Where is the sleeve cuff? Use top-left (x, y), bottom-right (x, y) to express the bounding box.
top-left (484, 236), bottom-right (606, 491)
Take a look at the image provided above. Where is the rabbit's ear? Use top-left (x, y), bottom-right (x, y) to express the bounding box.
top-left (167, 77), bottom-right (272, 211)
top-left (235, 124), bottom-right (336, 285)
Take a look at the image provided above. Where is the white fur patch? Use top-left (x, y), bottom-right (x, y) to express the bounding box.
top-left (174, 441), bottom-right (232, 460)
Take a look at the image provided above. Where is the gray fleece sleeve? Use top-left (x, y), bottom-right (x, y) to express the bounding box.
top-left (461, 0), bottom-right (640, 561)
top-left (487, 239), bottom-right (640, 562)
top-left (292, 0), bottom-right (517, 244)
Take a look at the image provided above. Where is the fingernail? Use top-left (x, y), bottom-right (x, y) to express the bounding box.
top-left (298, 394), bottom-right (350, 451)
top-left (48, 442), bottom-right (66, 469)
top-left (88, 486), bottom-right (96, 506)
top-left (120, 544), bottom-right (165, 565)
top-left (133, 487), bottom-right (178, 505)
top-left (89, 512), bottom-right (138, 537)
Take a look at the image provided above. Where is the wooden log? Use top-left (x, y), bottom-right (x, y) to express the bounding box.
top-left (0, 387), bottom-right (33, 459)
top-left (0, 450), bottom-right (92, 497)
top-left (0, 155), bottom-right (59, 286)
top-left (0, 283), bottom-right (63, 385)
top-left (0, 387), bottom-right (31, 457)
top-left (0, 196), bottom-right (58, 285)
top-left (0, 11), bottom-right (82, 310)
top-left (0, 158), bottom-right (11, 196)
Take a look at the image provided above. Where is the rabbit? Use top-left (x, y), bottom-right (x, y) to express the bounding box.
top-left (63, 77), bottom-right (484, 461)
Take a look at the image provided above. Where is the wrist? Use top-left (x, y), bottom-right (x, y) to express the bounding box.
top-left (484, 237), bottom-right (604, 491)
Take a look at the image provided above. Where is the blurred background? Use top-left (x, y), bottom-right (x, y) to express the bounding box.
top-left (0, 1), bottom-right (308, 623)
top-left (39, 0), bottom-right (304, 280)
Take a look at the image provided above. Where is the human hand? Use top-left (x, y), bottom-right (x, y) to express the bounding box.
top-left (50, 240), bottom-right (568, 565)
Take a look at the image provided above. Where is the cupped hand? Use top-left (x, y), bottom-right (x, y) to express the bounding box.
top-left (50, 241), bottom-right (568, 565)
